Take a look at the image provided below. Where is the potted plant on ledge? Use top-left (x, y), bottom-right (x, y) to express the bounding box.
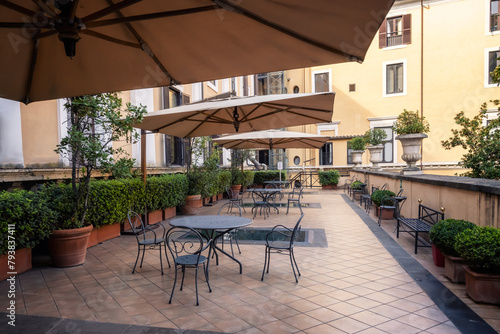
top-left (393, 109), bottom-right (430, 174)
top-left (429, 219), bottom-right (476, 282)
top-left (348, 136), bottom-right (367, 169)
top-left (370, 189), bottom-right (396, 219)
top-left (455, 226), bottom-right (500, 304)
top-left (364, 128), bottom-right (387, 171)
top-left (318, 170), bottom-right (340, 189)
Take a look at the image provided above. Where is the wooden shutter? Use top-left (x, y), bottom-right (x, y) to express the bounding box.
top-left (379, 19), bottom-right (387, 48)
top-left (402, 14), bottom-right (411, 45)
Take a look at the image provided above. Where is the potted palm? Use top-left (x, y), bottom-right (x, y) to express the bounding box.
top-left (51, 93), bottom-right (146, 267)
top-left (348, 136), bottom-right (367, 168)
top-left (318, 170), bottom-right (340, 189)
top-left (393, 110), bottom-right (430, 173)
top-left (455, 226), bottom-right (500, 304)
top-left (364, 128), bottom-right (387, 171)
top-left (429, 219), bottom-right (476, 282)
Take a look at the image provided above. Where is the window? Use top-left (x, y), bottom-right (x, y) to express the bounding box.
top-left (256, 72), bottom-right (285, 95)
top-left (346, 141), bottom-right (354, 165)
top-left (379, 14), bottom-right (411, 48)
top-left (163, 87), bottom-right (189, 166)
top-left (491, 0), bottom-right (500, 32)
top-left (208, 80), bottom-right (218, 92)
top-left (258, 150), bottom-right (269, 166)
top-left (319, 142), bottom-right (333, 165)
top-left (486, 47), bottom-right (500, 86)
top-left (383, 59), bottom-right (407, 97)
top-left (311, 70), bottom-right (332, 93)
top-left (376, 126), bottom-right (394, 163)
top-left (349, 84), bottom-right (356, 92)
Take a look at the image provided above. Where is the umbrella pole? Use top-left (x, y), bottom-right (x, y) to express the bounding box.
top-left (141, 130), bottom-right (148, 224)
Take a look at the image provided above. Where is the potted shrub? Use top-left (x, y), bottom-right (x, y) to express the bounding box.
top-left (429, 219), bottom-right (476, 281)
top-left (0, 190), bottom-right (57, 280)
top-left (455, 226), bottom-right (500, 304)
top-left (348, 136), bottom-right (366, 168)
top-left (393, 110), bottom-right (430, 172)
top-left (370, 189), bottom-right (396, 219)
top-left (318, 170), bottom-right (340, 189)
top-left (364, 128), bottom-right (387, 171)
top-left (230, 169), bottom-right (246, 198)
top-left (51, 94), bottom-right (146, 267)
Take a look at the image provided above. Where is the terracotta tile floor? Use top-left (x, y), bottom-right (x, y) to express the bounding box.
top-left (1, 190), bottom-right (499, 333)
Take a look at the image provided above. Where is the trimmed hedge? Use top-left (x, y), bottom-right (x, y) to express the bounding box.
top-left (455, 226), bottom-right (500, 275)
top-left (370, 189), bottom-right (396, 206)
top-left (318, 170), bottom-right (340, 186)
top-left (0, 190), bottom-right (57, 254)
top-left (429, 219), bottom-right (476, 257)
top-left (253, 171), bottom-right (286, 185)
top-left (218, 170), bottom-right (232, 193)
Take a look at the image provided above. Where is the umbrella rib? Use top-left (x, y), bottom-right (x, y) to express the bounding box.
top-left (24, 38), bottom-right (39, 104)
top-left (212, 0), bottom-right (363, 62)
top-left (81, 30), bottom-right (142, 49)
top-left (261, 101), bottom-right (333, 113)
top-left (0, 0), bottom-right (36, 17)
top-left (82, 0), bottom-right (142, 23)
top-left (32, 0), bottom-right (57, 19)
top-left (184, 109), bottom-right (226, 137)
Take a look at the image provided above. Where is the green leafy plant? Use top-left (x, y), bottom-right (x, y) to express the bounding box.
top-left (231, 169), bottom-right (246, 186)
top-left (455, 226), bottom-right (500, 275)
top-left (370, 189), bottom-right (396, 206)
top-left (429, 219), bottom-right (476, 257)
top-left (348, 136), bottom-right (367, 151)
top-left (0, 190), bottom-right (58, 254)
top-left (253, 171), bottom-right (286, 185)
top-left (350, 180), bottom-right (364, 190)
top-left (364, 128), bottom-right (387, 146)
top-left (318, 170), bottom-right (340, 186)
top-left (441, 101), bottom-right (500, 180)
top-left (218, 170), bottom-right (232, 193)
top-left (243, 171), bottom-right (255, 187)
top-left (54, 93), bottom-right (147, 229)
top-left (86, 180), bottom-right (128, 228)
top-left (393, 109), bottom-right (430, 135)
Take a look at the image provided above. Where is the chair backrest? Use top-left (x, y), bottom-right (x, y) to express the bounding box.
top-left (265, 183), bottom-right (277, 189)
top-left (381, 183), bottom-right (388, 190)
top-left (165, 226), bottom-right (207, 260)
top-left (226, 186), bottom-right (234, 198)
top-left (127, 211), bottom-right (146, 241)
top-left (218, 202), bottom-right (242, 217)
top-left (289, 214), bottom-right (305, 248)
top-left (290, 185), bottom-right (304, 199)
top-left (396, 188), bottom-right (404, 197)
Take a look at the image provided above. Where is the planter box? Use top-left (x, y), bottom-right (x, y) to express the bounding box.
top-left (432, 244), bottom-right (445, 267)
top-left (444, 254), bottom-right (466, 283)
top-left (163, 207), bottom-right (176, 220)
top-left (464, 266), bottom-right (500, 304)
top-left (218, 193), bottom-right (224, 201)
top-left (375, 206), bottom-right (394, 220)
top-left (97, 223), bottom-right (121, 243)
top-left (0, 248), bottom-right (32, 281)
top-left (147, 209), bottom-right (163, 225)
top-left (322, 184), bottom-right (338, 190)
top-left (88, 229), bottom-right (98, 248)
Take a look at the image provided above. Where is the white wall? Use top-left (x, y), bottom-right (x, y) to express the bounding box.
top-left (130, 89), bottom-right (156, 166)
top-left (0, 98), bottom-right (24, 167)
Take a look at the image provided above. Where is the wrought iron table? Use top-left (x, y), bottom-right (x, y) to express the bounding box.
top-left (247, 188), bottom-right (282, 217)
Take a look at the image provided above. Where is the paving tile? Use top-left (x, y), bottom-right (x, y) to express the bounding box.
top-left (328, 317), bottom-right (371, 333)
top-left (256, 320), bottom-right (300, 334)
top-left (281, 313), bottom-right (323, 331)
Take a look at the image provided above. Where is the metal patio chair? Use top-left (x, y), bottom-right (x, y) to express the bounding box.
top-left (286, 185), bottom-right (304, 215)
top-left (217, 202), bottom-right (243, 256)
top-left (378, 188), bottom-right (405, 226)
top-left (127, 211), bottom-right (170, 275)
top-left (226, 186), bottom-right (246, 212)
top-left (261, 214), bottom-right (305, 283)
top-left (166, 226), bottom-right (212, 306)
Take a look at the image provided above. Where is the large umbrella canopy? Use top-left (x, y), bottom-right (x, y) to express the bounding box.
top-left (133, 92), bottom-right (335, 138)
top-left (214, 130), bottom-right (331, 150)
top-left (0, 0), bottom-right (394, 104)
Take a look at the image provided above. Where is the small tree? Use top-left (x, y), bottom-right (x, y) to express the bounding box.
top-left (364, 128), bottom-right (387, 146)
top-left (441, 101), bottom-right (500, 180)
top-left (55, 93), bottom-right (147, 228)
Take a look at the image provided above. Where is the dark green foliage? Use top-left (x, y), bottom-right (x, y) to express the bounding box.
top-left (318, 170), bottom-right (340, 186)
top-left (253, 171), bottom-right (286, 185)
top-left (429, 219), bottom-right (477, 257)
top-left (42, 183), bottom-right (79, 230)
top-left (147, 174), bottom-right (189, 210)
top-left (350, 180), bottom-right (364, 190)
top-left (348, 137), bottom-right (366, 151)
top-left (86, 180), bottom-right (128, 227)
top-left (244, 171), bottom-right (255, 187)
top-left (120, 178), bottom-right (146, 214)
top-left (364, 128), bottom-right (387, 146)
top-left (393, 109), bottom-right (430, 135)
top-left (0, 190), bottom-right (57, 254)
top-left (441, 101), bottom-right (500, 180)
top-left (455, 226), bottom-right (500, 275)
top-left (231, 169), bottom-right (246, 186)
top-left (218, 171), bottom-right (232, 193)
top-left (370, 189), bottom-right (396, 206)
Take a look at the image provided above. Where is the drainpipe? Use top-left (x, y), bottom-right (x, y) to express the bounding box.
top-left (420, 0), bottom-right (424, 170)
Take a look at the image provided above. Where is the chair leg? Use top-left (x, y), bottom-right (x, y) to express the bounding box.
top-left (180, 266), bottom-right (186, 291)
top-left (203, 263), bottom-right (212, 292)
top-left (159, 244), bottom-right (164, 275)
top-left (289, 252), bottom-right (298, 283)
top-left (195, 266), bottom-right (199, 306)
top-left (139, 245), bottom-right (146, 268)
top-left (266, 249), bottom-right (271, 274)
top-left (261, 246), bottom-right (268, 281)
top-left (298, 202), bottom-right (303, 214)
top-left (286, 200), bottom-right (290, 215)
top-left (291, 249), bottom-right (301, 277)
top-left (169, 265), bottom-right (178, 304)
top-left (164, 242), bottom-right (171, 268)
top-left (132, 245), bottom-right (140, 274)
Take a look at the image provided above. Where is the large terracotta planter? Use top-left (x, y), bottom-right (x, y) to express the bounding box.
top-left (230, 185), bottom-right (242, 199)
top-left (444, 254), bottom-right (466, 283)
top-left (321, 184), bottom-right (338, 190)
top-left (181, 195), bottom-right (202, 215)
top-left (396, 133), bottom-right (428, 171)
top-left (376, 206), bottom-right (394, 220)
top-left (0, 248), bottom-right (32, 281)
top-left (163, 207), bottom-right (176, 220)
top-left (87, 228), bottom-right (98, 248)
top-left (218, 193), bottom-right (224, 201)
top-left (49, 225), bottom-right (93, 268)
top-left (432, 244), bottom-right (445, 267)
top-left (147, 209), bottom-right (163, 225)
top-left (464, 266), bottom-right (500, 304)
top-left (367, 144), bottom-right (384, 171)
top-left (351, 150), bottom-right (364, 168)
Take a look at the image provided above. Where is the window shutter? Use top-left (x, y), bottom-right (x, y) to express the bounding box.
top-left (379, 19), bottom-right (387, 48)
top-left (402, 14), bottom-right (411, 44)
top-left (182, 93), bottom-right (190, 105)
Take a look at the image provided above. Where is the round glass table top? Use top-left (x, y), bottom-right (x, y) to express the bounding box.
top-left (170, 215), bottom-right (252, 230)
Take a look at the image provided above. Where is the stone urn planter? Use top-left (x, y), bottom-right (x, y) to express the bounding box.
top-left (49, 225), bottom-right (93, 267)
top-left (351, 150), bottom-right (364, 168)
top-left (464, 266), bottom-right (500, 304)
top-left (181, 194), bottom-right (202, 215)
top-left (395, 133), bottom-right (428, 172)
top-left (366, 144), bottom-right (384, 171)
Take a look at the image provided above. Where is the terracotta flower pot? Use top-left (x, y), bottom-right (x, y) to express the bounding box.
top-left (181, 195), bottom-right (202, 215)
top-left (464, 266), bottom-right (500, 304)
top-left (321, 184), bottom-right (337, 190)
top-left (49, 225), bottom-right (93, 268)
top-left (230, 185), bottom-right (242, 199)
top-left (444, 254), bottom-right (466, 283)
top-left (432, 244), bottom-right (445, 267)
top-left (147, 209), bottom-right (163, 225)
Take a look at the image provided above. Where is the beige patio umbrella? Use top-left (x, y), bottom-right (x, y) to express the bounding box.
top-left (213, 129), bottom-right (331, 150)
top-left (0, 0), bottom-right (395, 104)
top-left (133, 92), bottom-right (335, 138)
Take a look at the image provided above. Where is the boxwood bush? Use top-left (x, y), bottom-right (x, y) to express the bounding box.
top-left (244, 171), bottom-right (255, 187)
top-left (86, 180), bottom-right (128, 228)
top-left (370, 189), bottom-right (396, 206)
top-left (429, 219), bottom-right (476, 257)
top-left (455, 226), bottom-right (500, 275)
top-left (147, 174), bottom-right (189, 209)
top-left (318, 170), bottom-right (340, 186)
top-left (253, 171), bottom-right (286, 185)
top-left (350, 180), bottom-right (364, 191)
top-left (0, 189), bottom-right (57, 254)
top-left (121, 178), bottom-right (146, 214)
top-left (218, 170), bottom-right (232, 193)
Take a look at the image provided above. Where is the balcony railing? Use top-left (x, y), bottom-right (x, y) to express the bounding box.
top-left (387, 34), bottom-right (403, 47)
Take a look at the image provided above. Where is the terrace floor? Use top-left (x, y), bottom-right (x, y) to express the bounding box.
top-left (1, 190), bottom-right (499, 334)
